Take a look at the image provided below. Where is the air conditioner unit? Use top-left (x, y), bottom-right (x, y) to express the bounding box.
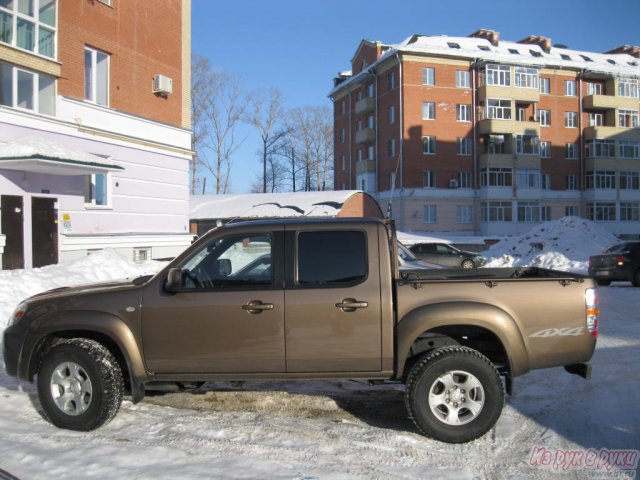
top-left (152, 74), bottom-right (173, 95)
top-left (449, 179), bottom-right (459, 188)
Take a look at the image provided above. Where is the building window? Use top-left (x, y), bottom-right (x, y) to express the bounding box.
top-left (589, 113), bottom-right (603, 127)
top-left (340, 128), bottom-right (345, 143)
top-left (481, 167), bottom-right (512, 187)
top-left (586, 139), bottom-right (616, 158)
top-left (565, 111), bottom-right (578, 128)
top-left (539, 109), bottom-right (551, 126)
top-left (367, 145), bottom-right (374, 161)
top-left (457, 205), bottom-right (473, 224)
top-left (423, 204), bottom-right (437, 224)
top-left (422, 101), bottom-right (435, 120)
top-left (566, 175), bottom-right (578, 190)
top-left (134, 247), bottom-right (151, 264)
top-left (457, 137), bottom-right (471, 156)
top-left (621, 203), bottom-right (640, 221)
top-left (340, 155), bottom-right (345, 171)
top-left (367, 83), bottom-right (374, 97)
top-left (422, 136), bottom-right (436, 155)
top-left (517, 169), bottom-right (541, 189)
top-left (458, 171), bottom-right (472, 188)
top-left (618, 78), bottom-right (639, 98)
top-left (587, 203), bottom-right (616, 222)
top-left (541, 174), bottom-right (551, 190)
top-left (340, 100), bottom-right (345, 115)
top-left (586, 171), bottom-right (616, 189)
top-left (388, 138), bottom-right (396, 157)
top-left (84, 46), bottom-right (109, 106)
top-left (540, 141), bottom-right (551, 158)
top-left (388, 105), bottom-right (395, 124)
top-left (564, 80), bottom-right (576, 96)
top-left (485, 64), bottom-right (511, 86)
top-left (517, 202), bottom-right (540, 222)
top-left (565, 143), bottom-right (577, 159)
top-left (422, 67), bottom-right (435, 86)
top-left (456, 104), bottom-right (471, 122)
top-left (357, 149), bottom-right (363, 162)
top-left (619, 109), bottom-right (640, 128)
top-left (620, 172), bottom-right (640, 190)
top-left (565, 206), bottom-right (579, 216)
top-left (539, 77), bottom-right (550, 94)
top-left (486, 99), bottom-right (511, 119)
top-left (84, 173), bottom-right (109, 207)
top-left (587, 82), bottom-right (603, 95)
top-left (387, 71), bottom-right (395, 90)
top-left (514, 67), bottom-right (539, 89)
top-left (456, 70), bottom-right (470, 88)
top-left (423, 171), bottom-right (436, 188)
top-left (356, 90), bottom-right (363, 102)
top-left (516, 135), bottom-right (540, 155)
top-left (541, 206), bottom-right (551, 221)
top-left (0, 60), bottom-right (55, 115)
top-left (389, 172), bottom-right (396, 190)
top-left (482, 201), bottom-right (512, 222)
top-left (0, 0), bottom-right (56, 58)
top-left (619, 141), bottom-right (640, 159)
top-left (367, 115), bottom-right (374, 129)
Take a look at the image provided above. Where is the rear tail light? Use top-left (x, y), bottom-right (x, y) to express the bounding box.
top-left (585, 288), bottom-right (599, 338)
top-left (616, 255), bottom-right (625, 266)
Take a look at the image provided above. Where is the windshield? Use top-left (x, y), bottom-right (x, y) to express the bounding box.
top-left (604, 243), bottom-right (627, 254)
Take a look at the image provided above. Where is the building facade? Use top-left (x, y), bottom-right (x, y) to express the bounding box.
top-left (331, 30), bottom-right (640, 237)
top-left (0, 0), bottom-right (193, 269)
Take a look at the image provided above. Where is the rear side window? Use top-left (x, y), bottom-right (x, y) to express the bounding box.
top-left (297, 231), bottom-right (367, 286)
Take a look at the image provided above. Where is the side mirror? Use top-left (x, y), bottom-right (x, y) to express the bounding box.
top-left (216, 258), bottom-right (232, 277)
top-left (164, 267), bottom-right (183, 292)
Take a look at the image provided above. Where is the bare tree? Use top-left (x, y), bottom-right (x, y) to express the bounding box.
top-left (245, 88), bottom-right (288, 193)
top-left (190, 54), bottom-right (213, 194)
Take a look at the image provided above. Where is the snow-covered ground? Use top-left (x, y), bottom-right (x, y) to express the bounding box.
top-left (1, 220), bottom-right (639, 479)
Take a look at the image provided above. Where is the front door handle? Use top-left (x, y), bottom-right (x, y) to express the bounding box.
top-left (335, 298), bottom-right (368, 312)
top-left (242, 300), bottom-right (274, 314)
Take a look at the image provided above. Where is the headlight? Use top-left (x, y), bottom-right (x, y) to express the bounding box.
top-left (7, 303), bottom-right (28, 327)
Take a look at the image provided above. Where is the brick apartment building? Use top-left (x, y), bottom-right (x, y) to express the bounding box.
top-left (330, 30), bottom-right (640, 237)
top-left (0, 0), bottom-right (193, 269)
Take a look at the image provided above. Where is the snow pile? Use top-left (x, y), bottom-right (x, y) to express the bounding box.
top-left (483, 217), bottom-right (618, 273)
top-left (0, 250), bottom-right (165, 329)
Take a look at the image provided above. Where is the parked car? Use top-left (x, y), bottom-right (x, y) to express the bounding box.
top-left (588, 242), bottom-right (640, 287)
top-left (397, 243), bottom-right (443, 270)
top-left (409, 242), bottom-right (486, 269)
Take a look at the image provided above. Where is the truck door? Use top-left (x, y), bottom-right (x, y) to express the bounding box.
top-left (284, 224), bottom-right (382, 373)
top-left (141, 228), bottom-right (285, 374)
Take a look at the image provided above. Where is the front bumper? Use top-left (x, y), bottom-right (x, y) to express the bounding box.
top-left (2, 325), bottom-right (21, 378)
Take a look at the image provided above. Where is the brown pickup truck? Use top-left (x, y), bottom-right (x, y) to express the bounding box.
top-left (3, 218), bottom-right (599, 443)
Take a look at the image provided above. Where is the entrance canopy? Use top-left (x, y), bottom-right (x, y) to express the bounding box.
top-left (0, 137), bottom-right (124, 176)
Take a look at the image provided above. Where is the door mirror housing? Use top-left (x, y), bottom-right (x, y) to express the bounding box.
top-left (164, 267), bottom-right (183, 292)
top-left (216, 258), bottom-right (232, 277)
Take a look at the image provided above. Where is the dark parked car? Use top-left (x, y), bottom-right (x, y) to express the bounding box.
top-left (589, 242), bottom-right (640, 287)
top-left (409, 242), bottom-right (486, 269)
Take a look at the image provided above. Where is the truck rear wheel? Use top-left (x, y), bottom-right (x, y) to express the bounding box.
top-left (405, 346), bottom-right (504, 443)
top-left (37, 338), bottom-right (123, 431)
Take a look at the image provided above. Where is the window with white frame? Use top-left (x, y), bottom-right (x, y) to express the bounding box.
top-left (422, 67), bottom-right (435, 86)
top-left (541, 206), bottom-right (551, 221)
top-left (340, 128), bottom-right (345, 143)
top-left (340, 155), bottom-right (345, 171)
top-left (423, 204), bottom-right (437, 224)
top-left (586, 139), bottom-right (616, 158)
top-left (457, 137), bottom-right (471, 156)
top-left (388, 105), bottom-right (395, 124)
top-left (367, 83), bottom-right (374, 97)
top-left (367, 115), bottom-right (374, 129)
top-left (566, 175), bottom-right (578, 190)
top-left (516, 135), bottom-right (540, 155)
top-left (589, 112), bottom-right (603, 126)
top-left (340, 100), bottom-right (345, 115)
top-left (587, 203), bottom-right (616, 222)
top-left (485, 64), bottom-right (510, 86)
top-left (85, 46), bottom-right (109, 106)
top-left (587, 82), bottom-right (603, 95)
top-left (619, 109), bottom-right (639, 128)
top-left (423, 171), bottom-right (436, 188)
top-left (356, 120), bottom-right (362, 131)
top-left (486, 99), bottom-right (511, 119)
top-left (482, 201), bottom-right (512, 222)
top-left (481, 167), bottom-right (512, 187)
top-left (456, 70), bottom-right (470, 88)
top-left (517, 169), bottom-right (541, 189)
top-left (565, 111), bottom-right (578, 128)
top-left (389, 172), bottom-right (396, 190)
top-left (422, 136), bottom-right (436, 155)
top-left (586, 171), bottom-right (616, 189)
top-left (620, 171), bottom-right (640, 190)
top-left (388, 138), bottom-right (396, 157)
top-left (539, 77), bottom-right (550, 94)
top-left (566, 143), bottom-right (578, 159)
top-left (387, 71), bottom-right (395, 90)
top-left (517, 202), bottom-right (540, 222)
top-left (367, 145), bottom-right (374, 161)
top-left (618, 78), bottom-right (639, 98)
top-left (456, 104), bottom-right (471, 122)
top-left (539, 109), bottom-right (551, 126)
top-left (542, 173), bottom-right (551, 190)
top-left (0, 0), bottom-right (56, 58)
top-left (540, 141), bottom-right (551, 158)
top-left (565, 206), bottom-right (579, 216)
top-left (564, 80), bottom-right (576, 96)
top-left (621, 203), bottom-right (640, 221)
top-left (357, 149), bottom-right (363, 162)
top-left (422, 101), bottom-right (435, 120)
top-left (514, 67), bottom-right (539, 89)
top-left (0, 60), bottom-right (55, 115)
top-left (84, 172), bottom-right (110, 207)
top-left (457, 205), bottom-right (473, 224)
top-left (619, 141), bottom-right (640, 159)
top-left (458, 171), bottom-right (472, 188)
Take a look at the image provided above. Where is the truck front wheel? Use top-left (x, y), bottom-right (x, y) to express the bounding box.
top-left (37, 338), bottom-right (124, 431)
top-left (405, 346), bottom-right (504, 443)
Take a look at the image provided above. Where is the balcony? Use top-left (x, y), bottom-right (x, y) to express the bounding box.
top-left (355, 159), bottom-right (376, 174)
top-left (355, 97), bottom-right (375, 115)
top-left (478, 84), bottom-right (540, 103)
top-left (355, 128), bottom-right (376, 145)
top-left (584, 126), bottom-right (640, 142)
top-left (583, 94), bottom-right (639, 111)
top-left (480, 153), bottom-right (513, 168)
top-left (478, 119), bottom-right (540, 136)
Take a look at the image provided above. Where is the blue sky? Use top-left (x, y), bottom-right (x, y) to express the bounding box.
top-left (192, 0), bottom-right (640, 194)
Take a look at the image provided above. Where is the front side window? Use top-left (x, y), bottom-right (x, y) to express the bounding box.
top-left (181, 234), bottom-right (273, 290)
top-left (297, 231), bottom-right (366, 286)
top-left (0, 0), bottom-right (56, 58)
top-left (0, 60), bottom-right (55, 114)
top-left (84, 172), bottom-right (109, 207)
top-left (84, 46), bottom-right (109, 106)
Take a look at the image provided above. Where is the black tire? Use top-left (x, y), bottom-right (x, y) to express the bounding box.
top-left (37, 338), bottom-right (123, 431)
top-left (596, 280), bottom-right (611, 286)
top-left (461, 259), bottom-right (475, 269)
top-left (405, 346), bottom-right (504, 443)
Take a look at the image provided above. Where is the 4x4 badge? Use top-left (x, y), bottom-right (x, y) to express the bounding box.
top-left (530, 327), bottom-right (585, 338)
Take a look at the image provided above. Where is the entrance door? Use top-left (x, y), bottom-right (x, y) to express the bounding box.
top-left (1, 195), bottom-right (25, 270)
top-left (31, 197), bottom-right (58, 268)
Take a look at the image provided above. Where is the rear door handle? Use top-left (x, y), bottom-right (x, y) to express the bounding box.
top-left (335, 298), bottom-right (368, 312)
top-left (242, 300), bottom-right (274, 314)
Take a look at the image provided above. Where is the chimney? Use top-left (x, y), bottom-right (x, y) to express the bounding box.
top-left (518, 35), bottom-right (553, 53)
top-left (469, 29), bottom-right (500, 47)
top-left (605, 45), bottom-right (640, 59)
